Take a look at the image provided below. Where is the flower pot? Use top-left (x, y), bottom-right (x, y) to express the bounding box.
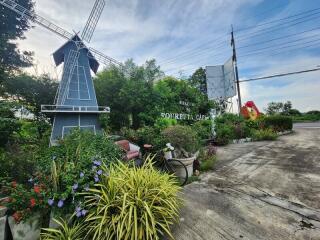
top-left (171, 156), bottom-right (196, 178)
top-left (8, 213), bottom-right (41, 240)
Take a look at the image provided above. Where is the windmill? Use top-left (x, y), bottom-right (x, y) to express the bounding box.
top-left (1, 0), bottom-right (121, 145)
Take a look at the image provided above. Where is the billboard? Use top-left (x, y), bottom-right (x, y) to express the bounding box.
top-left (206, 57), bottom-right (236, 100)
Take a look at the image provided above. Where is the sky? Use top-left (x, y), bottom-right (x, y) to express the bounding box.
top-left (15, 0), bottom-right (320, 112)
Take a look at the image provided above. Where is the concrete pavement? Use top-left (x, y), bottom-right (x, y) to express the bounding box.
top-left (172, 129), bottom-right (320, 240)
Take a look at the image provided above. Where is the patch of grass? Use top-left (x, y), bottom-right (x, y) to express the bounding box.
top-left (252, 128), bottom-right (277, 141)
top-left (186, 175), bottom-right (200, 185)
top-left (200, 156), bottom-right (216, 172)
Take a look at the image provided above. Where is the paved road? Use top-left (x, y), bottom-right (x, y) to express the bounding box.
top-left (172, 129), bottom-right (320, 240)
top-left (294, 121), bottom-right (320, 129)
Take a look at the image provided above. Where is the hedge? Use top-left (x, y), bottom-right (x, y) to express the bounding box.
top-left (263, 115), bottom-right (293, 132)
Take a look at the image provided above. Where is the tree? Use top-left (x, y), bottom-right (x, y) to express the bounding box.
top-left (0, 0), bottom-right (34, 89)
top-left (1, 73), bottom-right (58, 116)
top-left (188, 67), bottom-right (207, 94)
top-left (0, 101), bottom-right (20, 147)
top-left (265, 102), bottom-right (284, 115)
top-left (94, 59), bottom-right (163, 130)
top-left (265, 101), bottom-right (293, 115)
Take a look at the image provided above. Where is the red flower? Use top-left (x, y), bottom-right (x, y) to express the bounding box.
top-left (12, 181), bottom-right (17, 188)
top-left (34, 185), bottom-right (41, 194)
top-left (12, 212), bottom-right (22, 223)
top-left (30, 198), bottom-right (36, 208)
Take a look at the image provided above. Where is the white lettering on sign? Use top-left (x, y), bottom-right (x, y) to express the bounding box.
top-left (160, 113), bottom-right (209, 121)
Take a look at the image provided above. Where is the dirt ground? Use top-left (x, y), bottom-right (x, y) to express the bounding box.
top-left (172, 128), bottom-right (320, 240)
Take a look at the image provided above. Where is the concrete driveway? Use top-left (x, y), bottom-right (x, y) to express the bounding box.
top-left (172, 129), bottom-right (320, 240)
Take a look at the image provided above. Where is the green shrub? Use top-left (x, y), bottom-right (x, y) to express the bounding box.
top-left (252, 128), bottom-right (277, 141)
top-left (263, 115), bottom-right (293, 132)
top-left (154, 118), bottom-right (177, 131)
top-left (192, 120), bottom-right (212, 140)
top-left (36, 130), bottom-right (122, 216)
top-left (83, 159), bottom-right (181, 240)
top-left (200, 157), bottom-right (216, 171)
top-left (162, 125), bottom-right (200, 154)
top-left (41, 217), bottom-right (86, 240)
top-left (215, 125), bottom-right (234, 145)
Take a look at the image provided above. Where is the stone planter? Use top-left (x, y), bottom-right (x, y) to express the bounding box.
top-left (171, 156), bottom-right (196, 178)
top-left (8, 214), bottom-right (41, 240)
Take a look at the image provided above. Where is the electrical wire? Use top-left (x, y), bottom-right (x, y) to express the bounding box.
top-left (239, 68), bottom-right (320, 82)
top-left (234, 6), bottom-right (320, 33)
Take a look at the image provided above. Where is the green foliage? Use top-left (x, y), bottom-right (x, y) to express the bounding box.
top-left (292, 111), bottom-right (320, 122)
top-left (191, 120), bottom-right (212, 141)
top-left (0, 0), bottom-right (33, 83)
top-left (188, 67), bottom-right (207, 94)
top-left (265, 101), bottom-right (292, 115)
top-left (83, 159), bottom-right (181, 240)
top-left (154, 118), bottom-right (177, 131)
top-left (200, 157), bottom-right (216, 172)
top-left (1, 74), bottom-right (58, 116)
top-left (94, 59), bottom-right (164, 130)
top-left (36, 130), bottom-right (122, 215)
top-left (0, 101), bottom-right (21, 146)
top-left (214, 113), bottom-right (251, 144)
top-left (41, 217), bottom-right (86, 240)
top-left (252, 128), bottom-right (278, 141)
top-left (2, 178), bottom-right (50, 223)
top-left (0, 143), bottom-right (38, 183)
top-left (162, 125), bottom-right (200, 154)
top-left (263, 115), bottom-right (293, 132)
top-left (215, 124), bottom-right (234, 145)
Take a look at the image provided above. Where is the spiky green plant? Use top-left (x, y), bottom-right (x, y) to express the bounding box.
top-left (40, 217), bottom-right (86, 240)
top-left (84, 157), bottom-right (182, 240)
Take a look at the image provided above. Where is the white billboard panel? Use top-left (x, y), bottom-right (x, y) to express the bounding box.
top-left (206, 58), bottom-right (236, 100)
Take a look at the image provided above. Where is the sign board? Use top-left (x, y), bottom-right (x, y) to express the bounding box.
top-left (160, 113), bottom-right (209, 121)
top-left (206, 57), bottom-right (236, 100)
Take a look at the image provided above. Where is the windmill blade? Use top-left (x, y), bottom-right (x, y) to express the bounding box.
top-left (81, 0), bottom-right (106, 43)
top-left (0, 0), bottom-right (73, 40)
top-left (88, 47), bottom-right (123, 67)
top-left (0, 0), bottom-right (121, 68)
top-left (56, 50), bottom-right (80, 104)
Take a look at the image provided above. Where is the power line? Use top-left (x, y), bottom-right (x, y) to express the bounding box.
top-left (237, 26), bottom-right (320, 50)
top-left (238, 40), bottom-right (320, 63)
top-left (236, 13), bottom-right (320, 41)
top-left (239, 67), bottom-right (320, 83)
top-left (159, 8), bottom-right (320, 67)
top-left (158, 35), bottom-right (229, 65)
top-left (234, 6), bottom-right (320, 33)
top-left (239, 36), bottom-right (320, 58)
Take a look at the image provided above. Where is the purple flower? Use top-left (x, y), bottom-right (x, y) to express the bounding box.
top-left (80, 172), bottom-right (84, 178)
top-left (94, 175), bottom-right (99, 182)
top-left (76, 210), bottom-right (82, 217)
top-left (76, 206), bottom-right (81, 212)
top-left (72, 183), bottom-right (78, 191)
top-left (97, 169), bottom-right (103, 175)
top-left (93, 160), bottom-right (101, 166)
top-left (57, 199), bottom-right (64, 208)
top-left (84, 185), bottom-right (90, 191)
top-left (81, 209), bottom-right (87, 216)
top-left (48, 199), bottom-right (54, 206)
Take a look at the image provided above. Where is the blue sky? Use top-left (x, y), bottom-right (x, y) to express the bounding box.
top-left (17, 0), bottom-right (320, 111)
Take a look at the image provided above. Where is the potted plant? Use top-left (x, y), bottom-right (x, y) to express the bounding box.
top-left (162, 125), bottom-right (200, 177)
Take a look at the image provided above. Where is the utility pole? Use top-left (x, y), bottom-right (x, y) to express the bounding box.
top-left (231, 25), bottom-right (242, 114)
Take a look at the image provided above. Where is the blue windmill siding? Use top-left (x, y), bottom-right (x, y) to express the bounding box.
top-left (50, 35), bottom-right (102, 145)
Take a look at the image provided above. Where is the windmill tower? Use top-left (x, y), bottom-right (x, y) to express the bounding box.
top-left (1, 0), bottom-right (122, 145)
